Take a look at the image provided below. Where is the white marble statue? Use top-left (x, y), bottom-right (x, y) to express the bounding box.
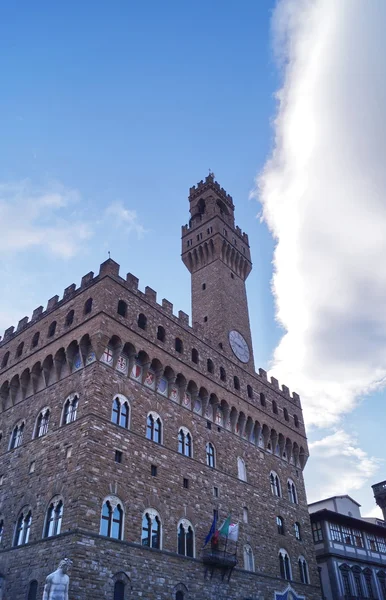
top-left (42, 558), bottom-right (72, 600)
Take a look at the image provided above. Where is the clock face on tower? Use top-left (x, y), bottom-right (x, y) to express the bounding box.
top-left (229, 330), bottom-right (250, 363)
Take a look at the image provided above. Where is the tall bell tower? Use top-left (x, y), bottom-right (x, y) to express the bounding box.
top-left (182, 173), bottom-right (254, 371)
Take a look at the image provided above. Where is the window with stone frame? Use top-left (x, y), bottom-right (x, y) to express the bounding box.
top-left (146, 413), bottom-right (162, 444)
top-left (35, 408), bottom-right (50, 438)
top-left (237, 456), bottom-right (247, 481)
top-left (243, 544), bottom-right (255, 572)
top-left (114, 581), bottom-right (125, 600)
top-left (62, 393), bottom-right (79, 425)
top-left (364, 568), bottom-right (375, 599)
top-left (287, 479), bottom-right (297, 504)
top-left (84, 297), bottom-right (93, 314)
top-left (352, 566), bottom-right (364, 598)
top-left (157, 325), bottom-right (166, 342)
top-left (377, 571), bottom-right (386, 600)
top-left (279, 549), bottom-right (291, 580)
top-left (14, 509), bottom-right (32, 546)
top-left (0, 519), bottom-right (3, 544)
top-left (100, 497), bottom-right (123, 540)
top-left (329, 522), bottom-right (342, 542)
top-left (207, 358), bottom-right (214, 373)
top-left (65, 310), bottom-right (74, 327)
top-left (10, 422), bottom-right (25, 449)
top-left (1, 351), bottom-right (9, 368)
top-left (339, 565), bottom-right (352, 597)
top-left (48, 321), bottom-right (57, 337)
top-left (312, 521), bottom-right (323, 542)
top-left (31, 332), bottom-right (40, 348)
top-left (298, 556), bottom-right (309, 584)
top-left (270, 472), bottom-right (281, 497)
top-left (175, 337), bottom-right (183, 353)
top-left (176, 592), bottom-right (184, 600)
top-left (44, 498), bottom-right (63, 538)
top-left (178, 427), bottom-right (192, 458)
top-left (138, 313), bottom-right (147, 330)
top-left (111, 395), bottom-right (130, 429)
top-left (141, 509), bottom-right (161, 549)
top-left (260, 392), bottom-right (266, 407)
top-left (191, 348), bottom-right (199, 364)
top-left (177, 519), bottom-right (194, 557)
top-left (277, 516), bottom-right (285, 535)
top-left (206, 442), bottom-right (215, 468)
top-left (27, 580), bottom-right (38, 600)
top-left (294, 522), bottom-right (301, 541)
top-left (16, 341), bottom-right (24, 358)
top-left (117, 300), bottom-right (127, 317)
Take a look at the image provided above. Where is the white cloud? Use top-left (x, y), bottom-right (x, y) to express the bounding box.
top-left (305, 431), bottom-right (380, 503)
top-left (256, 0), bottom-right (386, 429)
top-left (0, 180), bottom-right (92, 258)
top-left (105, 201), bottom-right (146, 239)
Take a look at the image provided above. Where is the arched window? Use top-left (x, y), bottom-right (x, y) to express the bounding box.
top-left (1, 351), bottom-right (10, 368)
top-left (340, 564), bottom-right (353, 597)
top-left (234, 376), bottom-right (240, 390)
top-left (114, 581), bottom-right (125, 600)
top-left (177, 519), bottom-right (195, 557)
top-left (243, 544), bottom-right (254, 572)
top-left (48, 321), bottom-right (56, 337)
top-left (157, 326), bottom-right (165, 342)
top-left (44, 498), bottom-right (63, 537)
top-left (27, 580), bottom-right (38, 600)
top-left (260, 392), bottom-right (266, 407)
top-left (270, 472), bottom-right (281, 497)
top-left (352, 566), bottom-right (364, 597)
top-left (206, 442), bottom-right (215, 468)
top-left (207, 359), bottom-right (214, 374)
top-left (294, 522), bottom-right (301, 540)
top-left (237, 457), bottom-right (247, 481)
top-left (220, 367), bottom-right (226, 382)
top-left (178, 428), bottom-right (192, 457)
top-left (65, 310), bottom-right (74, 327)
top-left (138, 313), bottom-right (147, 330)
top-left (277, 516), bottom-right (285, 535)
top-left (35, 408), bottom-right (50, 438)
top-left (287, 480), bottom-right (298, 504)
top-left (141, 509), bottom-right (161, 549)
top-left (279, 549), bottom-right (291, 580)
top-left (377, 571), bottom-right (386, 599)
top-left (298, 556), bottom-right (309, 584)
top-left (272, 400), bottom-right (278, 414)
top-left (31, 332), bottom-right (40, 348)
top-left (176, 592), bottom-right (184, 600)
top-left (111, 395), bottom-right (130, 429)
top-left (14, 509), bottom-right (32, 546)
top-left (117, 300), bottom-right (127, 317)
top-left (10, 422), bottom-right (24, 449)
top-left (283, 407), bottom-right (289, 421)
top-left (294, 414), bottom-right (299, 428)
top-left (100, 498), bottom-right (123, 539)
top-left (84, 298), bottom-right (93, 314)
top-left (146, 413), bottom-right (162, 444)
top-left (364, 569), bottom-right (375, 599)
top-left (16, 342), bottom-right (24, 358)
top-left (175, 338), bottom-right (183, 353)
top-left (247, 385), bottom-right (253, 399)
top-left (62, 393), bottom-right (79, 425)
top-left (191, 348), bottom-right (199, 364)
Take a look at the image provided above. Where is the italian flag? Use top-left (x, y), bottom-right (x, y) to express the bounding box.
top-left (219, 516), bottom-right (239, 541)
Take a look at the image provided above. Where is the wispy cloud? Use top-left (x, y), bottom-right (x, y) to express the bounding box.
top-left (105, 201), bottom-right (147, 239)
top-left (306, 431), bottom-right (380, 503)
top-left (256, 0), bottom-right (386, 504)
top-left (0, 180), bottom-right (92, 258)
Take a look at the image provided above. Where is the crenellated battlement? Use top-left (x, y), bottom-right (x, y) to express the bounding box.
top-left (189, 173), bottom-right (234, 208)
top-left (0, 259), bottom-right (301, 407)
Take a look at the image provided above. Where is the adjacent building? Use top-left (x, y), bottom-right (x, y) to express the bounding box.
top-left (0, 174), bottom-right (321, 599)
top-left (309, 488), bottom-right (386, 600)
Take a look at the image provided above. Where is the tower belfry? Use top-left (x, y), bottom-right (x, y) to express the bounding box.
top-left (182, 174), bottom-right (254, 370)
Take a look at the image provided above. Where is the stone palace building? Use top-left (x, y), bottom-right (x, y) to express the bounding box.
top-left (0, 174), bottom-right (321, 599)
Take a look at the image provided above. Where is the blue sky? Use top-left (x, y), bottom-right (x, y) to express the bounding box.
top-left (1, 1), bottom-right (384, 516)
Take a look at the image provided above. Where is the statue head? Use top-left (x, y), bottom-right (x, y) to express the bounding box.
top-left (58, 558), bottom-right (73, 574)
